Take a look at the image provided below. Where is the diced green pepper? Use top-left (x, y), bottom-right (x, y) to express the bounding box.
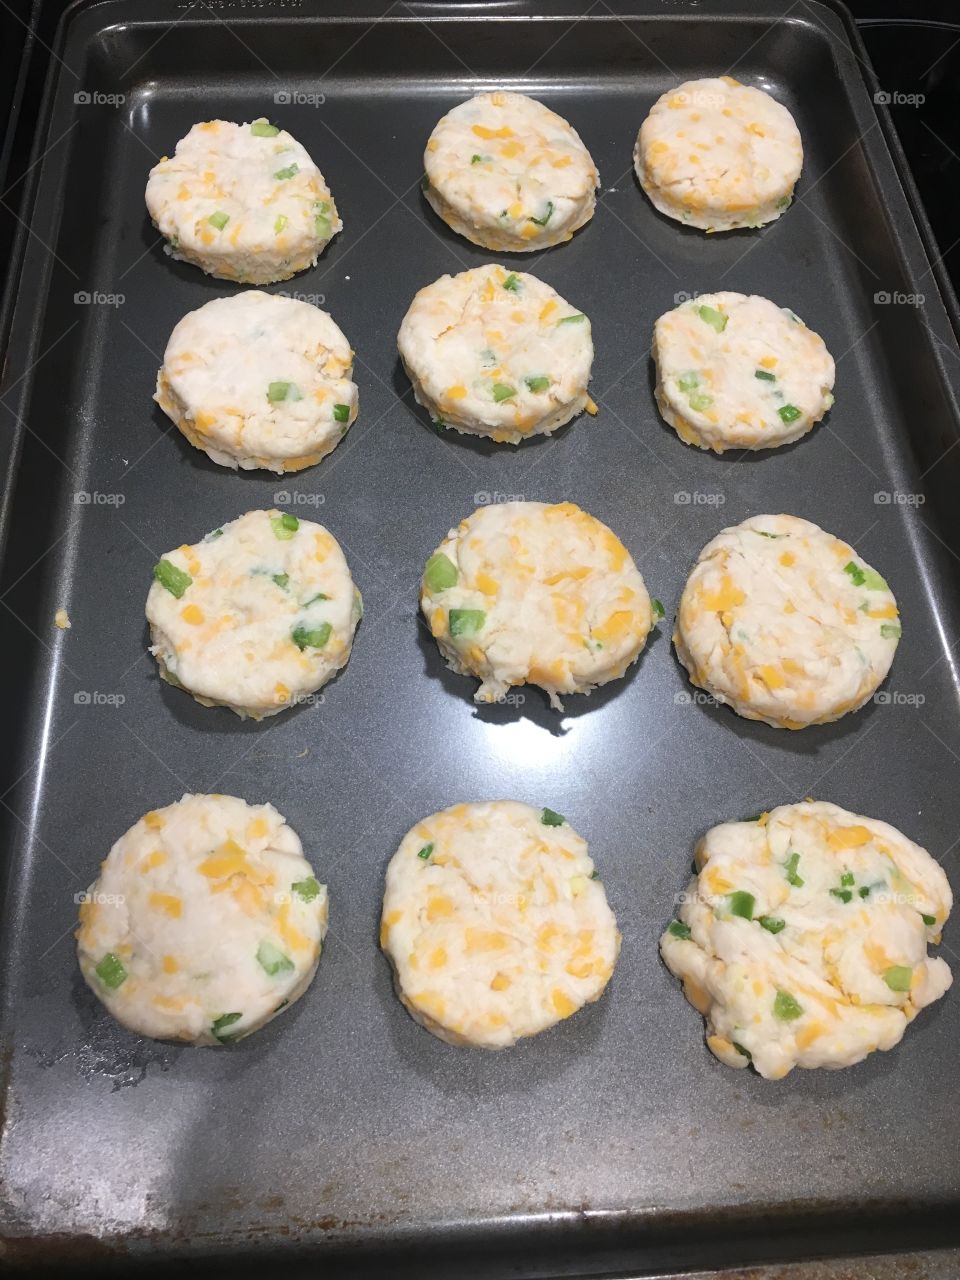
top-left (697, 304), bottom-right (727, 332)
top-left (272, 572), bottom-right (289, 589)
top-left (529, 200), bottom-right (554, 227)
top-left (502, 273), bottom-right (520, 292)
top-left (668, 920), bottom-right (691, 940)
top-left (417, 843), bottom-right (434, 860)
top-left (778, 404), bottom-right (802, 424)
top-left (423, 552), bottom-right (458, 592)
top-left (733, 1040), bottom-right (752, 1060)
top-left (471, 153), bottom-right (484, 163)
top-left (274, 214), bottom-right (288, 234)
top-left (844, 561), bottom-right (866, 586)
top-left (677, 371), bottom-right (700, 391)
top-left (251, 120), bottom-right (280, 137)
top-left (688, 391), bottom-right (713, 412)
top-left (274, 163), bottom-right (299, 180)
top-left (207, 210), bottom-right (230, 230)
top-left (754, 369), bottom-right (776, 381)
top-left (773, 989), bottom-right (803, 1020)
top-left (292, 622), bottom-right (332, 650)
top-left (95, 952), bottom-right (127, 989)
top-left (541, 808), bottom-right (566, 827)
top-left (257, 940), bottom-right (294, 975)
top-left (840, 871), bottom-right (855, 887)
top-left (525, 376), bottom-right (551, 393)
top-left (492, 383), bottom-right (516, 402)
top-left (557, 313), bottom-right (586, 325)
top-left (830, 888), bottom-right (853, 904)
top-left (921, 913), bottom-right (936, 927)
top-left (153, 558), bottom-right (192, 599)
top-left (728, 890), bottom-right (755, 920)
top-left (784, 851), bottom-right (804, 887)
top-left (304, 592), bottom-right (329, 606)
top-left (292, 877), bottom-right (321, 902)
top-left (333, 403), bottom-right (350, 423)
top-left (267, 381), bottom-right (302, 403)
top-left (883, 965), bottom-right (913, 992)
top-left (314, 200), bottom-right (332, 238)
top-left (859, 567), bottom-right (889, 590)
top-left (651, 598), bottom-right (665, 621)
top-left (271, 513), bottom-right (299, 540)
top-left (449, 608), bottom-right (486, 636)
top-left (211, 1011), bottom-right (242, 1042)
top-left (758, 915), bottom-right (785, 934)
top-left (880, 623), bottom-right (901, 639)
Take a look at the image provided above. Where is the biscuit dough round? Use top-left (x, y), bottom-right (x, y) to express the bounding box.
top-left (421, 500), bottom-right (654, 708)
top-left (146, 509), bottom-right (361, 719)
top-left (77, 793), bottom-right (329, 1045)
top-left (398, 265), bottom-right (594, 443)
top-left (674, 514), bottom-right (900, 728)
top-left (145, 118), bottom-right (341, 284)
top-left (381, 800), bottom-right (620, 1048)
top-left (155, 292), bottom-right (358, 474)
top-left (660, 800), bottom-right (952, 1078)
top-left (634, 76), bottom-right (802, 232)
top-left (653, 292), bottom-right (834, 452)
top-left (423, 91), bottom-right (598, 251)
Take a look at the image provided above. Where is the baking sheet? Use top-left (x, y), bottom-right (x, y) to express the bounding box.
top-left (2, 1), bottom-right (960, 1274)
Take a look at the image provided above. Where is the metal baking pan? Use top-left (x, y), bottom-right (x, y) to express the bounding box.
top-left (2, 0), bottom-right (960, 1274)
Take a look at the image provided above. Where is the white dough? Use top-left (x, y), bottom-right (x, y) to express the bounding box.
top-left (77, 794), bottom-right (328, 1045)
top-left (381, 800), bottom-right (620, 1048)
top-left (661, 801), bottom-right (952, 1078)
top-left (423, 91), bottom-right (598, 251)
top-left (155, 292), bottom-right (358, 473)
top-left (421, 501), bottom-right (655, 709)
top-left (145, 118), bottom-right (341, 283)
top-left (635, 76), bottom-right (802, 232)
top-left (146, 509), bottom-right (361, 719)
